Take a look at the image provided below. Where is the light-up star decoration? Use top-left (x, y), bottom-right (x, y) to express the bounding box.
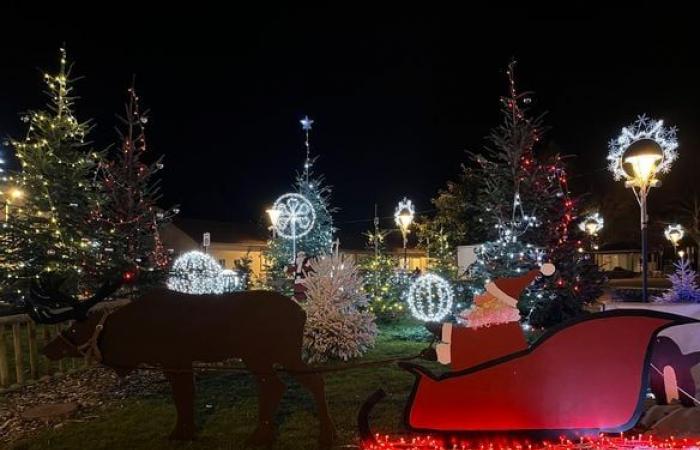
top-left (300, 115), bottom-right (314, 131)
top-left (272, 193), bottom-right (316, 260)
top-left (607, 115), bottom-right (678, 182)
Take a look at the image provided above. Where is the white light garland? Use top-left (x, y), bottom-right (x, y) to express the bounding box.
top-left (219, 269), bottom-right (244, 293)
top-left (167, 250), bottom-right (225, 295)
top-left (406, 273), bottom-right (454, 322)
top-left (607, 115), bottom-right (678, 181)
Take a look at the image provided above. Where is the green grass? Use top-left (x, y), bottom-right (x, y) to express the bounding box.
top-left (10, 321), bottom-right (440, 450)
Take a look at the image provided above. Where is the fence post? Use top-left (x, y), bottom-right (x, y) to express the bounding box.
top-left (0, 324), bottom-right (9, 387)
top-left (12, 322), bottom-right (24, 385)
top-left (28, 321), bottom-right (38, 380)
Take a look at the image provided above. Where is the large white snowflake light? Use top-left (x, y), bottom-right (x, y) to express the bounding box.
top-left (167, 250), bottom-right (225, 295)
top-left (607, 115), bottom-right (678, 181)
top-left (406, 273), bottom-right (454, 322)
top-left (272, 193), bottom-right (316, 240)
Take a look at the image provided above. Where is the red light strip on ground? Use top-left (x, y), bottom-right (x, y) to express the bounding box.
top-left (363, 433), bottom-right (700, 449)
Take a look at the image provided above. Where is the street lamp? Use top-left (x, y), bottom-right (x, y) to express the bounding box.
top-left (578, 212), bottom-right (604, 250)
top-left (4, 188), bottom-right (23, 221)
top-left (664, 224), bottom-right (684, 255)
top-left (607, 116), bottom-right (679, 302)
top-left (266, 207), bottom-right (281, 239)
top-left (394, 197), bottom-right (415, 270)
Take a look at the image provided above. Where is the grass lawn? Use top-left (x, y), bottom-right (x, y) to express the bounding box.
top-left (9, 321), bottom-right (439, 450)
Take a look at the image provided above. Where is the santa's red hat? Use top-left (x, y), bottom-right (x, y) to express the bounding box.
top-left (485, 263), bottom-right (556, 308)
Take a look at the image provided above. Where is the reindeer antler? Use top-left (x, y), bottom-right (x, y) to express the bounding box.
top-left (25, 275), bottom-right (124, 324)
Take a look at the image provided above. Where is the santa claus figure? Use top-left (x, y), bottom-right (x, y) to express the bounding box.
top-left (287, 251), bottom-right (313, 302)
top-left (427, 263), bottom-right (556, 371)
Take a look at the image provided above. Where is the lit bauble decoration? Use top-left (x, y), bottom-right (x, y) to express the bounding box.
top-left (271, 193), bottom-right (316, 240)
top-left (219, 269), bottom-right (244, 293)
top-left (406, 273), bottom-right (454, 322)
top-left (167, 250), bottom-right (224, 295)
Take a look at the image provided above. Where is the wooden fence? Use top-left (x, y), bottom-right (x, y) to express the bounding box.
top-left (0, 299), bottom-right (129, 390)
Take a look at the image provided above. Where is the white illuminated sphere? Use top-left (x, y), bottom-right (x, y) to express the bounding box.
top-left (167, 250), bottom-right (224, 295)
top-left (406, 273), bottom-right (454, 322)
top-left (219, 269), bottom-right (243, 293)
top-left (272, 193), bottom-right (316, 240)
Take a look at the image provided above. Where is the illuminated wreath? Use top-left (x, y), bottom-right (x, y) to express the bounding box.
top-left (607, 115), bottom-right (678, 181)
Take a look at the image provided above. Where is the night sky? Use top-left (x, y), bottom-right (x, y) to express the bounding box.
top-left (2, 5), bottom-right (698, 242)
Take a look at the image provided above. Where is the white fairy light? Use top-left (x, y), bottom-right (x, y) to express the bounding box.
top-left (607, 115), bottom-right (678, 182)
top-left (167, 250), bottom-right (225, 295)
top-left (406, 273), bottom-right (454, 322)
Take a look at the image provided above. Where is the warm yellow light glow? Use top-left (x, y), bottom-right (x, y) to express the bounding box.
top-left (678, 250), bottom-right (685, 259)
top-left (10, 189), bottom-right (24, 200)
top-left (266, 207), bottom-right (281, 227)
top-left (624, 153), bottom-right (662, 184)
top-left (398, 212), bottom-right (413, 230)
top-left (585, 221), bottom-right (598, 236)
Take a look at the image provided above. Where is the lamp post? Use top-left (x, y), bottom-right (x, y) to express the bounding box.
top-left (4, 188), bottom-right (23, 222)
top-left (664, 224), bottom-right (684, 256)
top-left (607, 116), bottom-right (678, 302)
top-left (266, 207), bottom-right (281, 239)
top-left (578, 212), bottom-right (604, 250)
top-left (394, 197), bottom-right (415, 270)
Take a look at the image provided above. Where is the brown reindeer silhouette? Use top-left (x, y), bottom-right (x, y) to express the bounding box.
top-left (26, 279), bottom-right (336, 447)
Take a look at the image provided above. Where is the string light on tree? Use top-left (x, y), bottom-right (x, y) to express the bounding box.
top-left (406, 273), bottom-right (454, 322)
top-left (167, 250), bottom-right (224, 295)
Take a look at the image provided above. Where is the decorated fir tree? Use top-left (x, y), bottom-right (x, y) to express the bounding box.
top-left (654, 258), bottom-right (700, 303)
top-left (358, 218), bottom-right (409, 321)
top-left (0, 49), bottom-right (105, 296)
top-left (432, 61), bottom-right (604, 327)
top-left (416, 221), bottom-right (459, 280)
top-left (303, 254), bottom-right (378, 363)
top-left (96, 84), bottom-right (175, 284)
top-left (264, 117), bottom-right (335, 287)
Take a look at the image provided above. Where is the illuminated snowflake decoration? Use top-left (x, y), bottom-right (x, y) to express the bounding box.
top-left (272, 193), bottom-right (316, 240)
top-left (394, 197), bottom-right (415, 228)
top-left (167, 250), bottom-right (225, 295)
top-left (578, 212), bottom-right (604, 235)
top-left (219, 269), bottom-right (244, 293)
top-left (406, 273), bottom-right (454, 322)
top-left (607, 115), bottom-right (678, 181)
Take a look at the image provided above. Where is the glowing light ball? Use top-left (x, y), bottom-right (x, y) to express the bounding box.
top-left (167, 250), bottom-right (224, 295)
top-left (406, 273), bottom-right (454, 322)
top-left (219, 269), bottom-right (244, 293)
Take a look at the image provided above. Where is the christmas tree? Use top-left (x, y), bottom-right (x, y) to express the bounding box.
top-left (654, 258), bottom-right (700, 303)
top-left (358, 215), bottom-right (409, 321)
top-left (416, 221), bottom-right (459, 280)
top-left (303, 254), bottom-right (378, 363)
top-left (433, 61), bottom-right (604, 327)
top-left (96, 83), bottom-right (175, 284)
top-left (264, 117), bottom-right (335, 286)
top-left (0, 49), bottom-right (105, 296)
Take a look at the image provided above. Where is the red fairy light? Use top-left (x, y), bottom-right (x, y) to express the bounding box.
top-left (363, 433), bottom-right (700, 449)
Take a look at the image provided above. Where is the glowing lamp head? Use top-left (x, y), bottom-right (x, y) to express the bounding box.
top-left (664, 224), bottom-right (684, 246)
top-left (266, 207), bottom-right (282, 227)
top-left (578, 212), bottom-right (604, 236)
top-left (10, 189), bottom-right (24, 200)
top-left (678, 250), bottom-right (686, 259)
top-left (622, 139), bottom-right (664, 184)
top-left (394, 197), bottom-right (415, 232)
top-left (398, 211), bottom-right (413, 229)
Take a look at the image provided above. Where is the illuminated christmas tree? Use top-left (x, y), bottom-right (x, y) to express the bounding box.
top-left (433, 61), bottom-right (604, 327)
top-left (264, 117), bottom-right (335, 287)
top-left (0, 49), bottom-right (105, 296)
top-left (96, 84), bottom-right (175, 283)
top-left (654, 258), bottom-right (700, 303)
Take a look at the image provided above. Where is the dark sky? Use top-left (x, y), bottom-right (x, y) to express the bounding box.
top-left (2, 5), bottom-right (698, 241)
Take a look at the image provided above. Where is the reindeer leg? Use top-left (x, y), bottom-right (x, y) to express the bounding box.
top-left (245, 361), bottom-right (285, 446)
top-left (287, 360), bottom-right (336, 449)
top-left (164, 369), bottom-right (196, 440)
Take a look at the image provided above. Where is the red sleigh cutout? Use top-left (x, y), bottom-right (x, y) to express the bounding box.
top-left (360, 310), bottom-right (697, 441)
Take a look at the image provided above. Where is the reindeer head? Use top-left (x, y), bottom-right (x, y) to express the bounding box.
top-left (25, 276), bottom-right (123, 360)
